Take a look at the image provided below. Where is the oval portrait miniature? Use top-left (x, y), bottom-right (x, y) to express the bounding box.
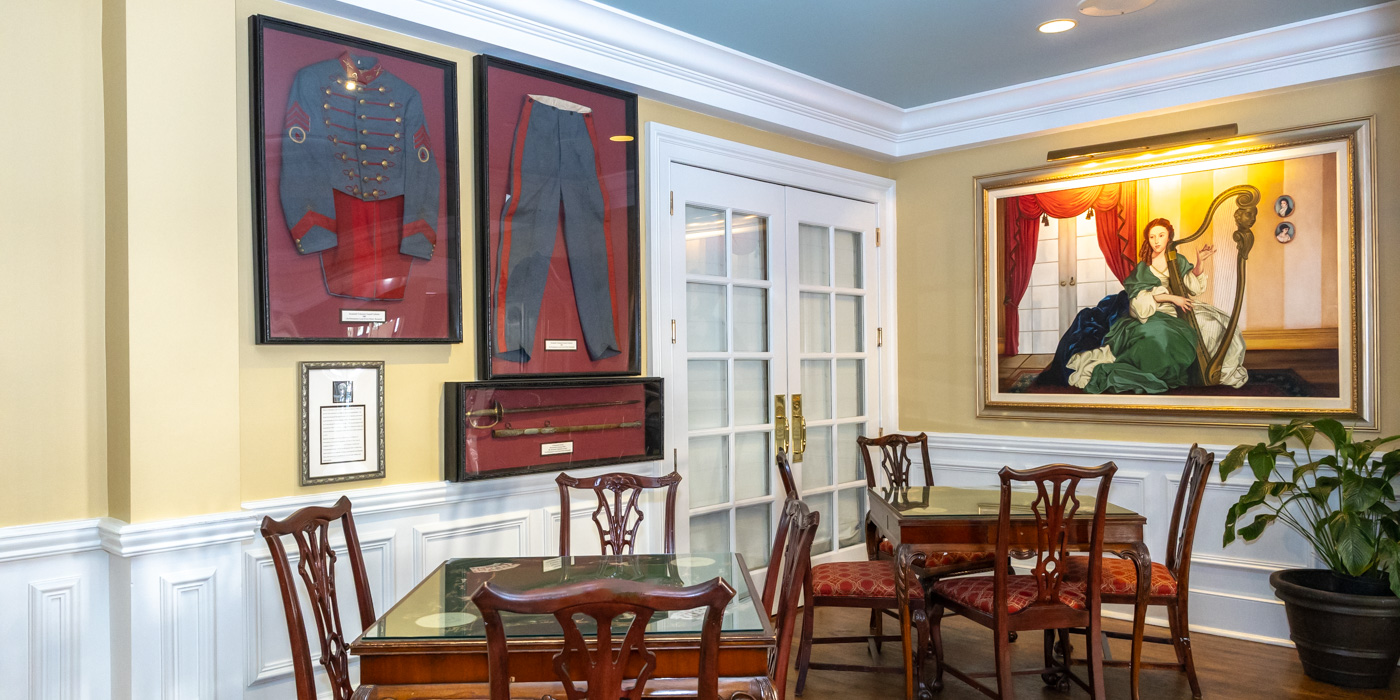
top-left (1275, 221), bottom-right (1296, 244)
top-left (1275, 194), bottom-right (1296, 217)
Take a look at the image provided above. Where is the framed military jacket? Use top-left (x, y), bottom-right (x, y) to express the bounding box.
top-left (250, 16), bottom-right (462, 343)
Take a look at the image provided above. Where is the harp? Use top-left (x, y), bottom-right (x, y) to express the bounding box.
top-left (1164, 185), bottom-right (1259, 385)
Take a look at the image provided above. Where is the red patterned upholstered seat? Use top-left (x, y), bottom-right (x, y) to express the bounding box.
top-left (1062, 556), bottom-right (1179, 596)
top-left (932, 575), bottom-right (1087, 615)
top-left (810, 560), bottom-right (921, 598)
top-left (877, 539), bottom-right (999, 568)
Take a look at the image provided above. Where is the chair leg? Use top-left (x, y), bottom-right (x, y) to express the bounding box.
top-left (1041, 629), bottom-right (1071, 692)
top-left (1086, 615), bottom-right (1106, 700)
top-left (1169, 602), bottom-right (1203, 699)
top-left (870, 608), bottom-right (884, 655)
top-left (795, 602), bottom-right (816, 696)
top-left (993, 626), bottom-right (1016, 700)
top-left (928, 603), bottom-right (945, 690)
top-left (1127, 601), bottom-right (1147, 700)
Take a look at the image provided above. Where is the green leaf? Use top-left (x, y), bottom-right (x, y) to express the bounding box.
top-left (1238, 513), bottom-right (1278, 541)
top-left (1267, 423), bottom-right (1289, 445)
top-left (1223, 501), bottom-right (1243, 546)
top-left (1219, 445), bottom-right (1249, 481)
top-left (1312, 419), bottom-right (1348, 449)
top-left (1248, 444), bottom-right (1277, 483)
top-left (1334, 518), bottom-right (1377, 577)
top-left (1341, 471), bottom-right (1385, 513)
top-left (1375, 540), bottom-right (1400, 598)
top-left (1380, 517), bottom-right (1400, 543)
top-left (1296, 425), bottom-right (1316, 449)
top-left (1291, 460), bottom-right (1324, 484)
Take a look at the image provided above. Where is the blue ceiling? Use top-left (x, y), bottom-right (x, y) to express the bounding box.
top-left (592, 0), bottom-right (1387, 108)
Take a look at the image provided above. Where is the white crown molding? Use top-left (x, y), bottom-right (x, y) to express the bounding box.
top-left (284, 0), bottom-right (1400, 159)
top-left (895, 2), bottom-right (1400, 156)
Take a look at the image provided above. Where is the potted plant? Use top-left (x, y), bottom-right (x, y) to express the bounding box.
top-left (1221, 418), bottom-right (1400, 688)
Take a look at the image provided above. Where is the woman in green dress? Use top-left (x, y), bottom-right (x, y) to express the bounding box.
top-left (1065, 218), bottom-right (1247, 394)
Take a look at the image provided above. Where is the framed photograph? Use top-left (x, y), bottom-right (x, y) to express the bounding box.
top-left (444, 377), bottom-right (662, 482)
top-left (250, 16), bottom-right (462, 343)
top-left (300, 361), bottom-right (386, 485)
top-left (977, 119), bottom-right (1375, 426)
top-left (474, 55), bottom-right (641, 379)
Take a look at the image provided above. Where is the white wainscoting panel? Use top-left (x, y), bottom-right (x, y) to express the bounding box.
top-left (158, 568), bottom-right (219, 700)
top-left (412, 509), bottom-right (536, 580)
top-left (28, 576), bottom-right (80, 700)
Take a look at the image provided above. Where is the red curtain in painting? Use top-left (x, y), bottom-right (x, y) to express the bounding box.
top-left (1002, 182), bottom-right (1137, 356)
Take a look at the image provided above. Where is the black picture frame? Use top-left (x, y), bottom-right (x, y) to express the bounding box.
top-left (250, 15), bottom-right (463, 344)
top-left (474, 55), bottom-right (641, 379)
top-left (444, 377), bottom-right (663, 482)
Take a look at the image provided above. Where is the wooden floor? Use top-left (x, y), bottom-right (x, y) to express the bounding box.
top-left (784, 607), bottom-right (1397, 699)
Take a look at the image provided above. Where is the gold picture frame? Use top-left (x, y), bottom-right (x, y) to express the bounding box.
top-left (975, 119), bottom-right (1376, 427)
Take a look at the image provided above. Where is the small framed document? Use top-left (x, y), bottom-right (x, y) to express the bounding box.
top-left (300, 361), bottom-right (385, 485)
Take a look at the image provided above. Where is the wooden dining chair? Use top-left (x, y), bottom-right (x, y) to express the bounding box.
top-left (260, 495), bottom-right (375, 700)
top-left (556, 470), bottom-right (682, 555)
top-left (759, 497), bottom-right (820, 700)
top-left (928, 462), bottom-right (1117, 700)
top-left (1059, 445), bottom-right (1214, 699)
top-left (472, 576), bottom-right (735, 700)
top-left (771, 451), bottom-right (923, 693)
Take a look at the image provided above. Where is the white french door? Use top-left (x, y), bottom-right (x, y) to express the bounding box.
top-left (666, 164), bottom-right (881, 583)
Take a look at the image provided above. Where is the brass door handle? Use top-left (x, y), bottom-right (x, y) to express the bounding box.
top-left (792, 394), bottom-right (807, 461)
top-left (1069, 276), bottom-right (1077, 286)
top-left (774, 395), bottom-right (789, 454)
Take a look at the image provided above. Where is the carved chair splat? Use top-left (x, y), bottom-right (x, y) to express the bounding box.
top-left (472, 577), bottom-right (735, 700)
top-left (556, 470), bottom-right (682, 556)
top-left (260, 495), bottom-right (376, 700)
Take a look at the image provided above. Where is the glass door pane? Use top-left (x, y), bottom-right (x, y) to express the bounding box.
top-left (671, 164), bottom-right (786, 575)
top-left (787, 185), bottom-right (879, 559)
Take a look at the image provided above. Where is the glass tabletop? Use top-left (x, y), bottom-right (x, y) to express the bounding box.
top-left (871, 486), bottom-right (1138, 518)
top-left (362, 553), bottom-right (766, 641)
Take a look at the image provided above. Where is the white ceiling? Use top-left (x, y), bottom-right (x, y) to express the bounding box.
top-left (591, 0), bottom-right (1390, 108)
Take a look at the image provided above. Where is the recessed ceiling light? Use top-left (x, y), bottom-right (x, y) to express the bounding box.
top-left (1039, 19), bottom-right (1077, 34)
top-left (1078, 0), bottom-right (1157, 16)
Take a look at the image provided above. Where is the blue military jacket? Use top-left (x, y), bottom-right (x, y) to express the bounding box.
top-left (280, 52), bottom-right (440, 259)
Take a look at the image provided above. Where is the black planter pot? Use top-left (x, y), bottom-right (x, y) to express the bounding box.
top-left (1270, 568), bottom-right (1400, 689)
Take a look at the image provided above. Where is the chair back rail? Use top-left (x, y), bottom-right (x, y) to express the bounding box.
top-left (472, 577), bottom-right (735, 700)
top-left (775, 451), bottom-right (798, 500)
top-left (260, 495), bottom-right (375, 700)
top-left (995, 462), bottom-right (1116, 621)
top-left (556, 470), bottom-right (682, 556)
top-left (857, 432), bottom-right (934, 489)
top-left (1164, 445), bottom-right (1215, 588)
top-left (761, 498), bottom-right (818, 700)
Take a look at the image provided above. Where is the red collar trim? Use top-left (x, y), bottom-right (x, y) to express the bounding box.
top-left (339, 52), bottom-right (384, 84)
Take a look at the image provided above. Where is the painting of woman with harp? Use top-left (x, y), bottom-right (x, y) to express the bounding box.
top-left (1061, 217), bottom-right (1246, 394)
top-left (982, 121), bottom-right (1372, 423)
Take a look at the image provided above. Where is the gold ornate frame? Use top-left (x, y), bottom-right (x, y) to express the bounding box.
top-left (975, 119), bottom-right (1376, 428)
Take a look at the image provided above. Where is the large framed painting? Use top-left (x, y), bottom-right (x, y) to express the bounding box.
top-left (976, 120), bottom-right (1376, 426)
top-left (474, 55), bottom-right (641, 379)
top-left (250, 16), bottom-right (462, 343)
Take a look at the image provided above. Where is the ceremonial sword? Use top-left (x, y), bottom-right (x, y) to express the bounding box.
top-left (493, 421), bottom-right (644, 438)
top-left (466, 399), bottom-right (640, 429)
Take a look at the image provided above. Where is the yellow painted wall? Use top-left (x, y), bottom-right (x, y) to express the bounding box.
top-left (0, 0), bottom-right (109, 528)
top-left (892, 71), bottom-right (1400, 445)
top-left (233, 0), bottom-right (890, 505)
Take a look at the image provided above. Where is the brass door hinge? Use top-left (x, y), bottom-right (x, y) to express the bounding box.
top-left (878, 426), bottom-right (885, 437)
top-left (670, 319), bottom-right (677, 344)
top-left (875, 227), bottom-right (881, 247)
top-left (877, 327), bottom-right (883, 347)
top-left (669, 191), bottom-right (674, 215)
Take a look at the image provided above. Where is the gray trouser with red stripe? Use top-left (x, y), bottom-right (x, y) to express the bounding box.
top-left (494, 98), bottom-right (620, 363)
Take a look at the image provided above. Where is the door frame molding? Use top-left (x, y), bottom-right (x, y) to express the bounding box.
top-left (644, 124), bottom-right (900, 440)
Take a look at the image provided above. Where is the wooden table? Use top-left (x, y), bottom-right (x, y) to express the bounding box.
top-left (350, 553), bottom-right (777, 699)
top-left (866, 486), bottom-right (1150, 700)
